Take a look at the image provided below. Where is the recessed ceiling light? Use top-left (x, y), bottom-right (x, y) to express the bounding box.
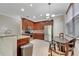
top-left (46, 13), bottom-right (50, 16)
top-left (30, 4), bottom-right (32, 7)
top-left (21, 8), bottom-right (24, 11)
top-left (40, 14), bottom-right (42, 16)
top-left (33, 16), bottom-right (36, 18)
top-left (51, 14), bottom-right (55, 17)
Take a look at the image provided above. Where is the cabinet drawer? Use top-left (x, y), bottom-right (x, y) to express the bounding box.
top-left (33, 33), bottom-right (44, 40)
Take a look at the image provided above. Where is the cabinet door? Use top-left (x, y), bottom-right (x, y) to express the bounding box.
top-left (40, 23), bottom-right (44, 30)
top-left (33, 33), bottom-right (44, 40)
top-left (33, 23), bottom-right (39, 30)
top-left (22, 19), bottom-right (33, 30)
top-left (22, 20), bottom-right (27, 30)
top-left (33, 22), bottom-right (44, 30)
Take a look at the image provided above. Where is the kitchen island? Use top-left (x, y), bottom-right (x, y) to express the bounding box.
top-left (17, 35), bottom-right (30, 56)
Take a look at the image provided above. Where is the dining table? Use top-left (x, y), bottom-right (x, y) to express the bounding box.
top-left (51, 36), bottom-right (70, 56)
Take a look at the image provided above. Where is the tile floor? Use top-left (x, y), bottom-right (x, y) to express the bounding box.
top-left (30, 39), bottom-right (49, 56)
top-left (30, 39), bottom-right (79, 56)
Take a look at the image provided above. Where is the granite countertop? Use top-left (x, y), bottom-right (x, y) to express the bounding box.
top-left (17, 35), bottom-right (30, 40)
top-left (0, 34), bottom-right (18, 37)
top-left (0, 34), bottom-right (30, 39)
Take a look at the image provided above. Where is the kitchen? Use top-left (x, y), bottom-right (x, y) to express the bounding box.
top-left (0, 3), bottom-right (69, 56)
top-left (17, 17), bottom-right (53, 56)
top-left (0, 3), bottom-right (79, 56)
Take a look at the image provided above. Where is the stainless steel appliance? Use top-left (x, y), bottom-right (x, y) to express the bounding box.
top-left (44, 25), bottom-right (52, 42)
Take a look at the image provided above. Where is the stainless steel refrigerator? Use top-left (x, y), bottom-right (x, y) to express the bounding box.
top-left (44, 25), bottom-right (52, 42)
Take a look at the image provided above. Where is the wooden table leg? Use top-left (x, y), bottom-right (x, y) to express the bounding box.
top-left (65, 43), bottom-right (69, 56)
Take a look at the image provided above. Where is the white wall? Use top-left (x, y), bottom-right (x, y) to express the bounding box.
top-left (0, 15), bottom-right (21, 35)
top-left (0, 14), bottom-right (21, 56)
top-left (0, 36), bottom-right (17, 56)
top-left (53, 15), bottom-right (65, 37)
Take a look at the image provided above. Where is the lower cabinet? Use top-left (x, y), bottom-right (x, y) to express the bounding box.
top-left (17, 38), bottom-right (30, 56)
top-left (32, 33), bottom-right (44, 40)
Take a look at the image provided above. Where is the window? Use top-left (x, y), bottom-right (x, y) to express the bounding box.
top-left (74, 14), bottom-right (79, 37)
top-left (66, 3), bottom-right (79, 37)
top-left (66, 20), bottom-right (74, 36)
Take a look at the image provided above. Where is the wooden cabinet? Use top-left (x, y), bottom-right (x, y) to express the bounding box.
top-left (33, 22), bottom-right (44, 30)
top-left (33, 20), bottom-right (53, 30)
top-left (32, 33), bottom-right (44, 40)
top-left (17, 37), bottom-right (30, 56)
top-left (22, 18), bottom-right (53, 30)
top-left (22, 18), bottom-right (33, 30)
top-left (22, 18), bottom-right (53, 40)
top-left (22, 19), bottom-right (27, 30)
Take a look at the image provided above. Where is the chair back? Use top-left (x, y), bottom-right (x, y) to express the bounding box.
top-left (59, 33), bottom-right (64, 38)
top-left (68, 38), bottom-right (76, 48)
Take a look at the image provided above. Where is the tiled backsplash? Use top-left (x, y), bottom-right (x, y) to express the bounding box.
top-left (22, 30), bottom-right (44, 34)
top-left (32, 30), bottom-right (44, 33)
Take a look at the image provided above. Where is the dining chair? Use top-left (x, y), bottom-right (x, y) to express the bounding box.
top-left (49, 40), bottom-right (56, 56)
top-left (58, 38), bottom-right (76, 56)
top-left (50, 38), bottom-right (76, 56)
top-left (68, 38), bottom-right (76, 56)
top-left (59, 33), bottom-right (64, 38)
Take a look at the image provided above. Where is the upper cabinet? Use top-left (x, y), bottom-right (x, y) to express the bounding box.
top-left (33, 22), bottom-right (44, 30)
top-left (22, 18), bottom-right (53, 30)
top-left (22, 18), bottom-right (33, 30)
top-left (33, 20), bottom-right (53, 30)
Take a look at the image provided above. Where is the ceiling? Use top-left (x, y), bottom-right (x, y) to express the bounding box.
top-left (0, 3), bottom-right (69, 22)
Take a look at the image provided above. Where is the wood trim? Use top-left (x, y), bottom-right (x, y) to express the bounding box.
top-left (17, 38), bottom-right (30, 56)
top-left (66, 3), bottom-right (74, 14)
top-left (36, 20), bottom-right (53, 23)
top-left (64, 43), bottom-right (69, 56)
top-left (51, 49), bottom-right (65, 55)
top-left (35, 20), bottom-right (53, 25)
top-left (17, 38), bottom-right (30, 47)
top-left (22, 17), bottom-right (53, 23)
top-left (22, 18), bottom-right (34, 23)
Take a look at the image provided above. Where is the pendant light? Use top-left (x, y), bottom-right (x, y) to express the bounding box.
top-left (48, 3), bottom-right (51, 19)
